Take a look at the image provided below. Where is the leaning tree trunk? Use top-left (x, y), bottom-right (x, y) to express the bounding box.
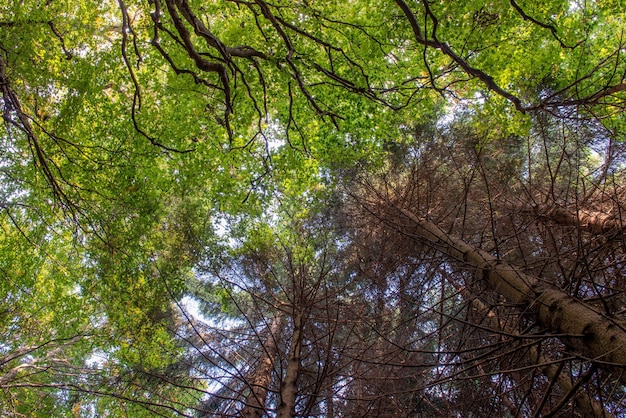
top-left (277, 310), bottom-right (304, 418)
top-left (511, 203), bottom-right (625, 235)
top-left (461, 288), bottom-right (610, 417)
top-left (241, 315), bottom-right (283, 418)
top-left (393, 207), bottom-right (626, 369)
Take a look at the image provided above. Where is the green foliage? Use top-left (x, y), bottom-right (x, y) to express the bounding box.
top-left (1, 0), bottom-right (625, 414)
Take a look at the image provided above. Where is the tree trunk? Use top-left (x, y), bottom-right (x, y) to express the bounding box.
top-left (325, 383), bottom-right (334, 418)
top-left (277, 311), bottom-right (304, 418)
top-left (512, 203), bottom-right (624, 235)
top-left (241, 315), bottom-right (283, 418)
top-left (398, 207), bottom-right (626, 368)
top-left (462, 288), bottom-right (610, 417)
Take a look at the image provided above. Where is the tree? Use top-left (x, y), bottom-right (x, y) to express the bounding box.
top-left (344, 113), bottom-right (626, 415)
top-left (1, 0), bottom-right (626, 416)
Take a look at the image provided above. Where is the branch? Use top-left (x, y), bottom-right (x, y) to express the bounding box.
top-left (0, 54), bottom-right (77, 213)
top-left (394, 0), bottom-right (526, 112)
top-left (509, 0), bottom-right (580, 49)
top-left (118, 0), bottom-right (195, 153)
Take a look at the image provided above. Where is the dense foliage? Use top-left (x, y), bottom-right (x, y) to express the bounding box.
top-left (1, 0), bottom-right (626, 416)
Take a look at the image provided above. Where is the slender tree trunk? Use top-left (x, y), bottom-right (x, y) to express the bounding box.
top-left (397, 207), bottom-right (626, 367)
top-left (241, 315), bottom-right (283, 418)
top-left (462, 288), bottom-right (610, 417)
top-left (325, 383), bottom-right (334, 418)
top-left (277, 311), bottom-right (304, 418)
top-left (512, 203), bottom-right (624, 235)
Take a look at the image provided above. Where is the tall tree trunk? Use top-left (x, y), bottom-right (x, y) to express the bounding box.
top-left (241, 315), bottom-right (283, 418)
top-left (277, 311), bottom-right (304, 418)
top-left (395, 207), bottom-right (626, 368)
top-left (462, 288), bottom-right (610, 417)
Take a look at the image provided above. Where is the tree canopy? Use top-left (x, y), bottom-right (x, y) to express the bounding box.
top-left (2, 0), bottom-right (626, 416)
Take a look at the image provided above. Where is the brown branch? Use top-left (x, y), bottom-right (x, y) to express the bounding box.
top-left (462, 288), bottom-right (609, 417)
top-left (553, 83), bottom-right (626, 108)
top-left (402, 208), bottom-right (626, 365)
top-left (354, 182), bottom-right (626, 371)
top-left (162, 0), bottom-right (231, 117)
top-left (253, 0), bottom-right (341, 126)
top-left (0, 54), bottom-right (76, 212)
top-left (46, 21), bottom-right (73, 60)
top-left (394, 0), bottom-right (526, 112)
top-left (394, 0), bottom-right (626, 116)
top-left (118, 0), bottom-right (194, 153)
top-left (509, 0), bottom-right (579, 49)
top-left (176, 0), bottom-right (266, 60)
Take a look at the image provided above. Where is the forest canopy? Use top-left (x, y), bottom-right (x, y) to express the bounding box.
top-left (2, 0), bottom-right (626, 416)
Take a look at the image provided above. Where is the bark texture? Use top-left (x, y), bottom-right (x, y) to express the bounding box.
top-left (400, 208), bottom-right (626, 367)
top-left (513, 203), bottom-right (625, 235)
top-left (241, 315), bottom-right (283, 418)
top-left (277, 311), bottom-right (304, 418)
top-left (462, 288), bottom-right (610, 417)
